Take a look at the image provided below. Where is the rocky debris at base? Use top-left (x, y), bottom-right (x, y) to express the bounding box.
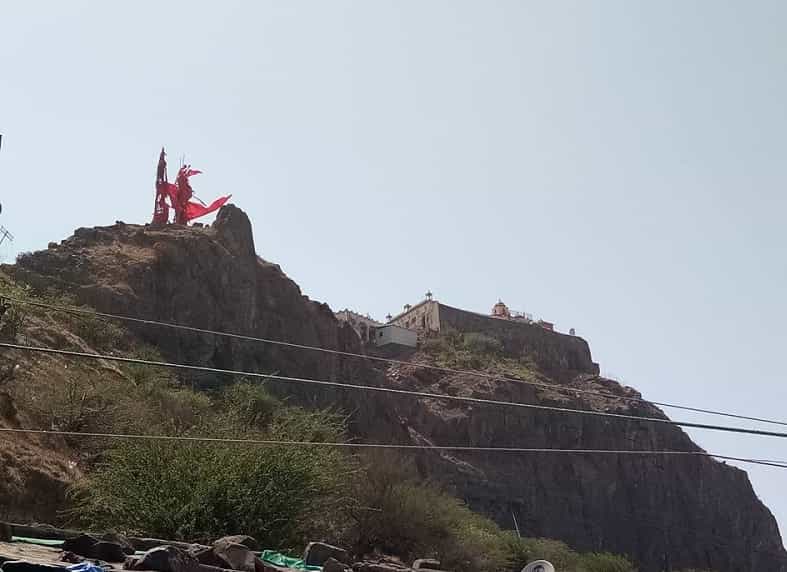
top-left (61, 534), bottom-right (134, 563)
top-left (1, 563), bottom-right (68, 572)
top-left (124, 546), bottom-right (199, 572)
top-left (0, 522), bottom-right (442, 572)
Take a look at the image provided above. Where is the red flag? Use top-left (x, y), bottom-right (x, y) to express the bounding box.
top-left (184, 195), bottom-right (232, 222)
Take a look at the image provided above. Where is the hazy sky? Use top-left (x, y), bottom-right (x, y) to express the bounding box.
top-left (2, 1), bottom-right (786, 536)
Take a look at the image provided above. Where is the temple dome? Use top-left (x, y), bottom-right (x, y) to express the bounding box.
top-left (491, 299), bottom-right (510, 318)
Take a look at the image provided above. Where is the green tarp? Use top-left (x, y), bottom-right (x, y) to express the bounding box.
top-left (260, 550), bottom-right (321, 571)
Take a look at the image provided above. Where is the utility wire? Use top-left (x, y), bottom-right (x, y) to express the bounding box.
top-left (2, 427), bottom-right (786, 469)
top-left (4, 342), bottom-right (787, 440)
top-left (5, 296), bottom-right (786, 428)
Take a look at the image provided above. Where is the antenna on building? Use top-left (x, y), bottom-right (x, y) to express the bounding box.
top-left (0, 226), bottom-right (13, 247)
top-left (385, 314), bottom-right (392, 322)
top-left (404, 304), bottom-right (412, 312)
top-left (425, 290), bottom-right (433, 301)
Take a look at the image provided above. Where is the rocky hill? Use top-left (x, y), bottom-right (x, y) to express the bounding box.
top-left (2, 205), bottom-right (785, 572)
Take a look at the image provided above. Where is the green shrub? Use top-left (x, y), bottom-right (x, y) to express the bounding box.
top-left (123, 346), bottom-right (174, 387)
top-left (578, 552), bottom-right (636, 572)
top-left (505, 535), bottom-right (582, 571)
top-left (0, 301), bottom-right (26, 341)
top-left (70, 393), bottom-right (350, 549)
top-left (71, 314), bottom-right (125, 351)
top-left (462, 333), bottom-right (503, 355)
top-left (349, 452), bottom-right (510, 572)
top-left (220, 381), bottom-right (279, 429)
top-left (421, 331), bottom-right (537, 381)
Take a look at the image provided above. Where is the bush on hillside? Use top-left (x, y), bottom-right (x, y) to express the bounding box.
top-left (578, 552), bottom-right (636, 572)
top-left (220, 380), bottom-right (279, 429)
top-left (70, 387), bottom-right (350, 549)
top-left (505, 536), bottom-right (636, 572)
top-left (348, 452), bottom-right (511, 572)
top-left (462, 332), bottom-right (503, 355)
top-left (0, 301), bottom-right (25, 341)
top-left (421, 330), bottom-right (538, 381)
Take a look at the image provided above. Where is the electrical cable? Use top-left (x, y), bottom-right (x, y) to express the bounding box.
top-left (5, 295), bottom-right (786, 428)
top-left (4, 341), bottom-right (787, 440)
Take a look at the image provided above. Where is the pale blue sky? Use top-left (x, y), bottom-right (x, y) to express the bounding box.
top-left (2, 0), bottom-right (786, 535)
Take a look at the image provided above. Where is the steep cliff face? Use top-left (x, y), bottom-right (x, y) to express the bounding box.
top-left (7, 206), bottom-right (786, 572)
top-left (384, 365), bottom-right (785, 572)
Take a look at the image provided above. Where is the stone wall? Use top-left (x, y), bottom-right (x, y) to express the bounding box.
top-left (436, 303), bottom-right (599, 374)
top-left (390, 300), bottom-right (440, 332)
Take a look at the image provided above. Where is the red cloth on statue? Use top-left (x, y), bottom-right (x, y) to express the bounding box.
top-left (153, 161), bottom-right (230, 224)
top-left (185, 195), bottom-right (232, 221)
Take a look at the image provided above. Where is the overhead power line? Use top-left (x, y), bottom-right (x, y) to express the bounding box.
top-left (2, 427), bottom-right (786, 469)
top-left (4, 342), bottom-right (787, 440)
top-left (5, 296), bottom-right (786, 428)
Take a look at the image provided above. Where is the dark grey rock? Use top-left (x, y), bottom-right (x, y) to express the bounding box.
top-left (303, 543), bottom-right (349, 567)
top-left (323, 558), bottom-right (348, 572)
top-left (100, 532), bottom-right (135, 555)
top-left (214, 537), bottom-right (259, 553)
top-left (59, 552), bottom-right (83, 565)
top-left (92, 541), bottom-right (128, 563)
top-left (124, 545), bottom-right (199, 572)
top-left (1, 563), bottom-right (67, 572)
top-left (62, 534), bottom-right (99, 558)
top-left (0, 522), bottom-right (11, 542)
top-left (212, 539), bottom-right (256, 572)
top-left (188, 546), bottom-right (232, 569)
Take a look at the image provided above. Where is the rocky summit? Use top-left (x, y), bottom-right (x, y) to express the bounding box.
top-left (3, 205), bottom-right (786, 572)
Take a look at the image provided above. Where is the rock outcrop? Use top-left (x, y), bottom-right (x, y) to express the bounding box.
top-left (6, 205), bottom-right (786, 572)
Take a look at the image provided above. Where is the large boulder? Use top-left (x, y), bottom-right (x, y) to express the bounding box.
top-left (91, 541), bottom-right (128, 563)
top-left (61, 534), bottom-right (99, 559)
top-left (322, 558), bottom-right (349, 572)
top-left (214, 537), bottom-right (259, 553)
top-left (188, 546), bottom-right (232, 569)
top-left (212, 539), bottom-right (256, 572)
top-left (303, 543), bottom-right (349, 567)
top-left (61, 533), bottom-right (128, 563)
top-left (100, 533), bottom-right (135, 556)
top-left (124, 545), bottom-right (199, 572)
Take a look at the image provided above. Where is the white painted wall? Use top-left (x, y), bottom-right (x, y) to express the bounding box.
top-left (374, 324), bottom-right (418, 347)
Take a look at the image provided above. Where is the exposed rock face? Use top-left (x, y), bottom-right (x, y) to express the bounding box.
top-left (11, 205), bottom-right (363, 389)
top-left (7, 205), bottom-right (787, 572)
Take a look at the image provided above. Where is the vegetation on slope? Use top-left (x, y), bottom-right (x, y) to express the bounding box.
top-left (0, 274), bottom-right (637, 572)
top-left (421, 330), bottom-right (540, 381)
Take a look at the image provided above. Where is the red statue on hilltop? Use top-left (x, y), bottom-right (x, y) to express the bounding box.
top-left (152, 148), bottom-right (231, 225)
